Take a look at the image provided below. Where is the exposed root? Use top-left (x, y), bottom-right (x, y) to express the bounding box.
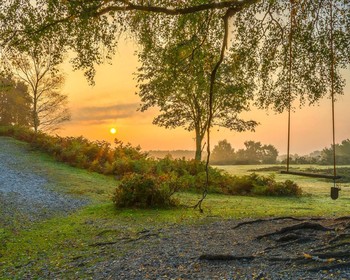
top-left (232, 217), bottom-right (325, 230)
top-left (313, 242), bottom-right (350, 252)
top-left (307, 261), bottom-right (350, 272)
top-left (256, 222), bottom-right (333, 240)
top-left (89, 241), bottom-right (119, 247)
top-left (328, 233), bottom-right (350, 243)
top-left (199, 254), bottom-right (255, 261)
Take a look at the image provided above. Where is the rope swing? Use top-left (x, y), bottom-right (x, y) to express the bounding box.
top-left (281, 0), bottom-right (341, 200)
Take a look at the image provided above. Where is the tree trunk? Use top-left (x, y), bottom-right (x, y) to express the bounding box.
top-left (32, 91), bottom-right (39, 133)
top-left (195, 128), bottom-right (203, 161)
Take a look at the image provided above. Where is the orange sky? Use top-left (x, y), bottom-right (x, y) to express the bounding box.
top-left (59, 39), bottom-right (350, 155)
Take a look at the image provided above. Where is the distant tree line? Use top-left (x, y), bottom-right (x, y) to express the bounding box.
top-left (148, 138), bottom-right (350, 166)
top-left (283, 140), bottom-right (350, 165)
top-left (210, 139), bottom-right (279, 165)
top-left (322, 140), bottom-right (350, 165)
top-left (0, 75), bottom-right (70, 132)
top-left (0, 77), bottom-right (32, 127)
top-left (147, 150), bottom-right (202, 160)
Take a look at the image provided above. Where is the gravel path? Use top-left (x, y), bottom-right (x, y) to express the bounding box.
top-left (0, 137), bottom-right (87, 228)
top-left (81, 218), bottom-right (350, 280)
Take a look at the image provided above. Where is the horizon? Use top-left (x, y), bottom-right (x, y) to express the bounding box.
top-left (58, 40), bottom-right (350, 156)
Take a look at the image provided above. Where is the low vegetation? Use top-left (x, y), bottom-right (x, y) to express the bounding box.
top-left (1, 126), bottom-right (302, 208)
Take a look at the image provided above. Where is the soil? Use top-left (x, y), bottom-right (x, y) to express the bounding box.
top-left (42, 217), bottom-right (350, 279)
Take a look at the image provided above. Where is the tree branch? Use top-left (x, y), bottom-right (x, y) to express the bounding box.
top-left (94, 0), bottom-right (260, 17)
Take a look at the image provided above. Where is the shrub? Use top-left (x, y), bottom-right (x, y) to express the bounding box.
top-left (222, 173), bottom-right (302, 197)
top-left (0, 126), bottom-right (302, 199)
top-left (263, 180), bottom-right (302, 196)
top-left (113, 173), bottom-right (178, 208)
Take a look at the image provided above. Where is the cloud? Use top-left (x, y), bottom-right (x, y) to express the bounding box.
top-left (70, 103), bottom-right (141, 125)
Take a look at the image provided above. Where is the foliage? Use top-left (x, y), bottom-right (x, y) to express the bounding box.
top-left (211, 139), bottom-right (279, 165)
top-left (322, 139), bottom-right (350, 165)
top-left (0, 126), bottom-right (148, 175)
top-left (3, 41), bottom-right (70, 132)
top-left (136, 10), bottom-right (257, 161)
top-left (223, 173), bottom-right (302, 197)
top-left (113, 173), bottom-right (178, 208)
top-left (210, 139), bottom-right (236, 165)
top-left (279, 140), bottom-right (350, 165)
top-left (1, 1), bottom-right (348, 105)
top-left (0, 77), bottom-right (32, 127)
top-left (1, 127), bottom-right (301, 201)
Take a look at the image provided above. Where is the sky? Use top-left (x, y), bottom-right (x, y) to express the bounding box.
top-left (59, 39), bottom-right (350, 156)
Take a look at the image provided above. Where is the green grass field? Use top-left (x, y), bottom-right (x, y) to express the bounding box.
top-left (1, 140), bottom-right (350, 277)
top-left (216, 164), bottom-right (350, 197)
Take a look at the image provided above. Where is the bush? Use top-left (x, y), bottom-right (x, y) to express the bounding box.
top-left (1, 126), bottom-right (302, 200)
top-left (113, 173), bottom-right (178, 208)
top-left (263, 180), bottom-right (302, 196)
top-left (222, 173), bottom-right (302, 197)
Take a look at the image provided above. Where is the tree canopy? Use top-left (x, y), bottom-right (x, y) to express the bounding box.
top-left (3, 43), bottom-right (71, 132)
top-left (211, 139), bottom-right (279, 165)
top-left (0, 77), bottom-right (32, 127)
top-left (136, 11), bottom-right (257, 160)
top-left (1, 1), bottom-right (349, 94)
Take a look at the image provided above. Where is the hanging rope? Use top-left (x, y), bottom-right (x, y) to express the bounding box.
top-left (282, 0), bottom-right (341, 189)
top-left (286, 0), bottom-right (295, 172)
top-left (329, 0), bottom-right (337, 181)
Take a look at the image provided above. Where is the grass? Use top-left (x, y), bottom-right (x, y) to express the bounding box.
top-left (1, 139), bottom-right (350, 278)
top-left (216, 164), bottom-right (350, 196)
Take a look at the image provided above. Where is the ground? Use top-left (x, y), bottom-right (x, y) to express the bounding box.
top-left (66, 217), bottom-right (350, 279)
top-left (1, 137), bottom-right (350, 279)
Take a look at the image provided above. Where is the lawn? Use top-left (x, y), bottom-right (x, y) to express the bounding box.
top-left (216, 164), bottom-right (350, 197)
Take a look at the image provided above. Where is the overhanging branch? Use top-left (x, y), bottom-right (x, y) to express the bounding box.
top-left (94, 0), bottom-right (260, 16)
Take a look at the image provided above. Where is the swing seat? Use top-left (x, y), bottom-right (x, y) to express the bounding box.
top-left (280, 170), bottom-right (342, 180)
top-left (331, 186), bottom-right (340, 200)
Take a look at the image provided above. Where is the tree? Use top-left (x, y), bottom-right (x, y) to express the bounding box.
top-left (4, 45), bottom-right (71, 132)
top-left (234, 141), bottom-right (279, 164)
top-left (322, 139), bottom-right (350, 165)
top-left (1, 0), bottom-right (348, 210)
top-left (261, 144), bottom-right (279, 164)
top-left (210, 139), bottom-right (235, 165)
top-left (137, 14), bottom-right (257, 161)
top-left (0, 77), bottom-right (32, 126)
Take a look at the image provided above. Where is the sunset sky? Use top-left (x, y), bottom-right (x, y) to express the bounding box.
top-left (59, 39), bottom-right (350, 156)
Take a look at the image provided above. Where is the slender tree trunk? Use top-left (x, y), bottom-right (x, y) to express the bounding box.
top-left (33, 93), bottom-right (39, 133)
top-left (195, 127), bottom-right (203, 161)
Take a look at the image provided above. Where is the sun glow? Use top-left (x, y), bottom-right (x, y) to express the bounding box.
top-left (110, 127), bottom-right (117, 134)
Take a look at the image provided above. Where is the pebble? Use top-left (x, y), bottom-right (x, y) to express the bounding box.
top-left (0, 137), bottom-right (87, 227)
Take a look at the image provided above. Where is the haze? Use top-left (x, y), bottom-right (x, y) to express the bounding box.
top-left (60, 40), bottom-right (350, 156)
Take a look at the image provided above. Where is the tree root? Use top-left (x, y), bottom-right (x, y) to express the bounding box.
top-left (89, 232), bottom-right (159, 246)
top-left (256, 222), bottom-right (333, 240)
top-left (263, 237), bottom-right (313, 252)
top-left (313, 242), bottom-right (350, 252)
top-left (199, 254), bottom-right (255, 261)
top-left (89, 241), bottom-right (119, 247)
top-left (308, 251), bottom-right (350, 259)
top-left (232, 217), bottom-right (306, 230)
top-left (232, 217), bottom-right (325, 230)
top-left (328, 233), bottom-right (350, 243)
top-left (307, 261), bottom-right (350, 272)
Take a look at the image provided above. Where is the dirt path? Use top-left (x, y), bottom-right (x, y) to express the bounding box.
top-left (31, 217), bottom-right (348, 280)
top-left (0, 137), bottom-right (86, 229)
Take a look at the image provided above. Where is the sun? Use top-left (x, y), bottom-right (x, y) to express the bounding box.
top-left (110, 127), bottom-right (117, 134)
